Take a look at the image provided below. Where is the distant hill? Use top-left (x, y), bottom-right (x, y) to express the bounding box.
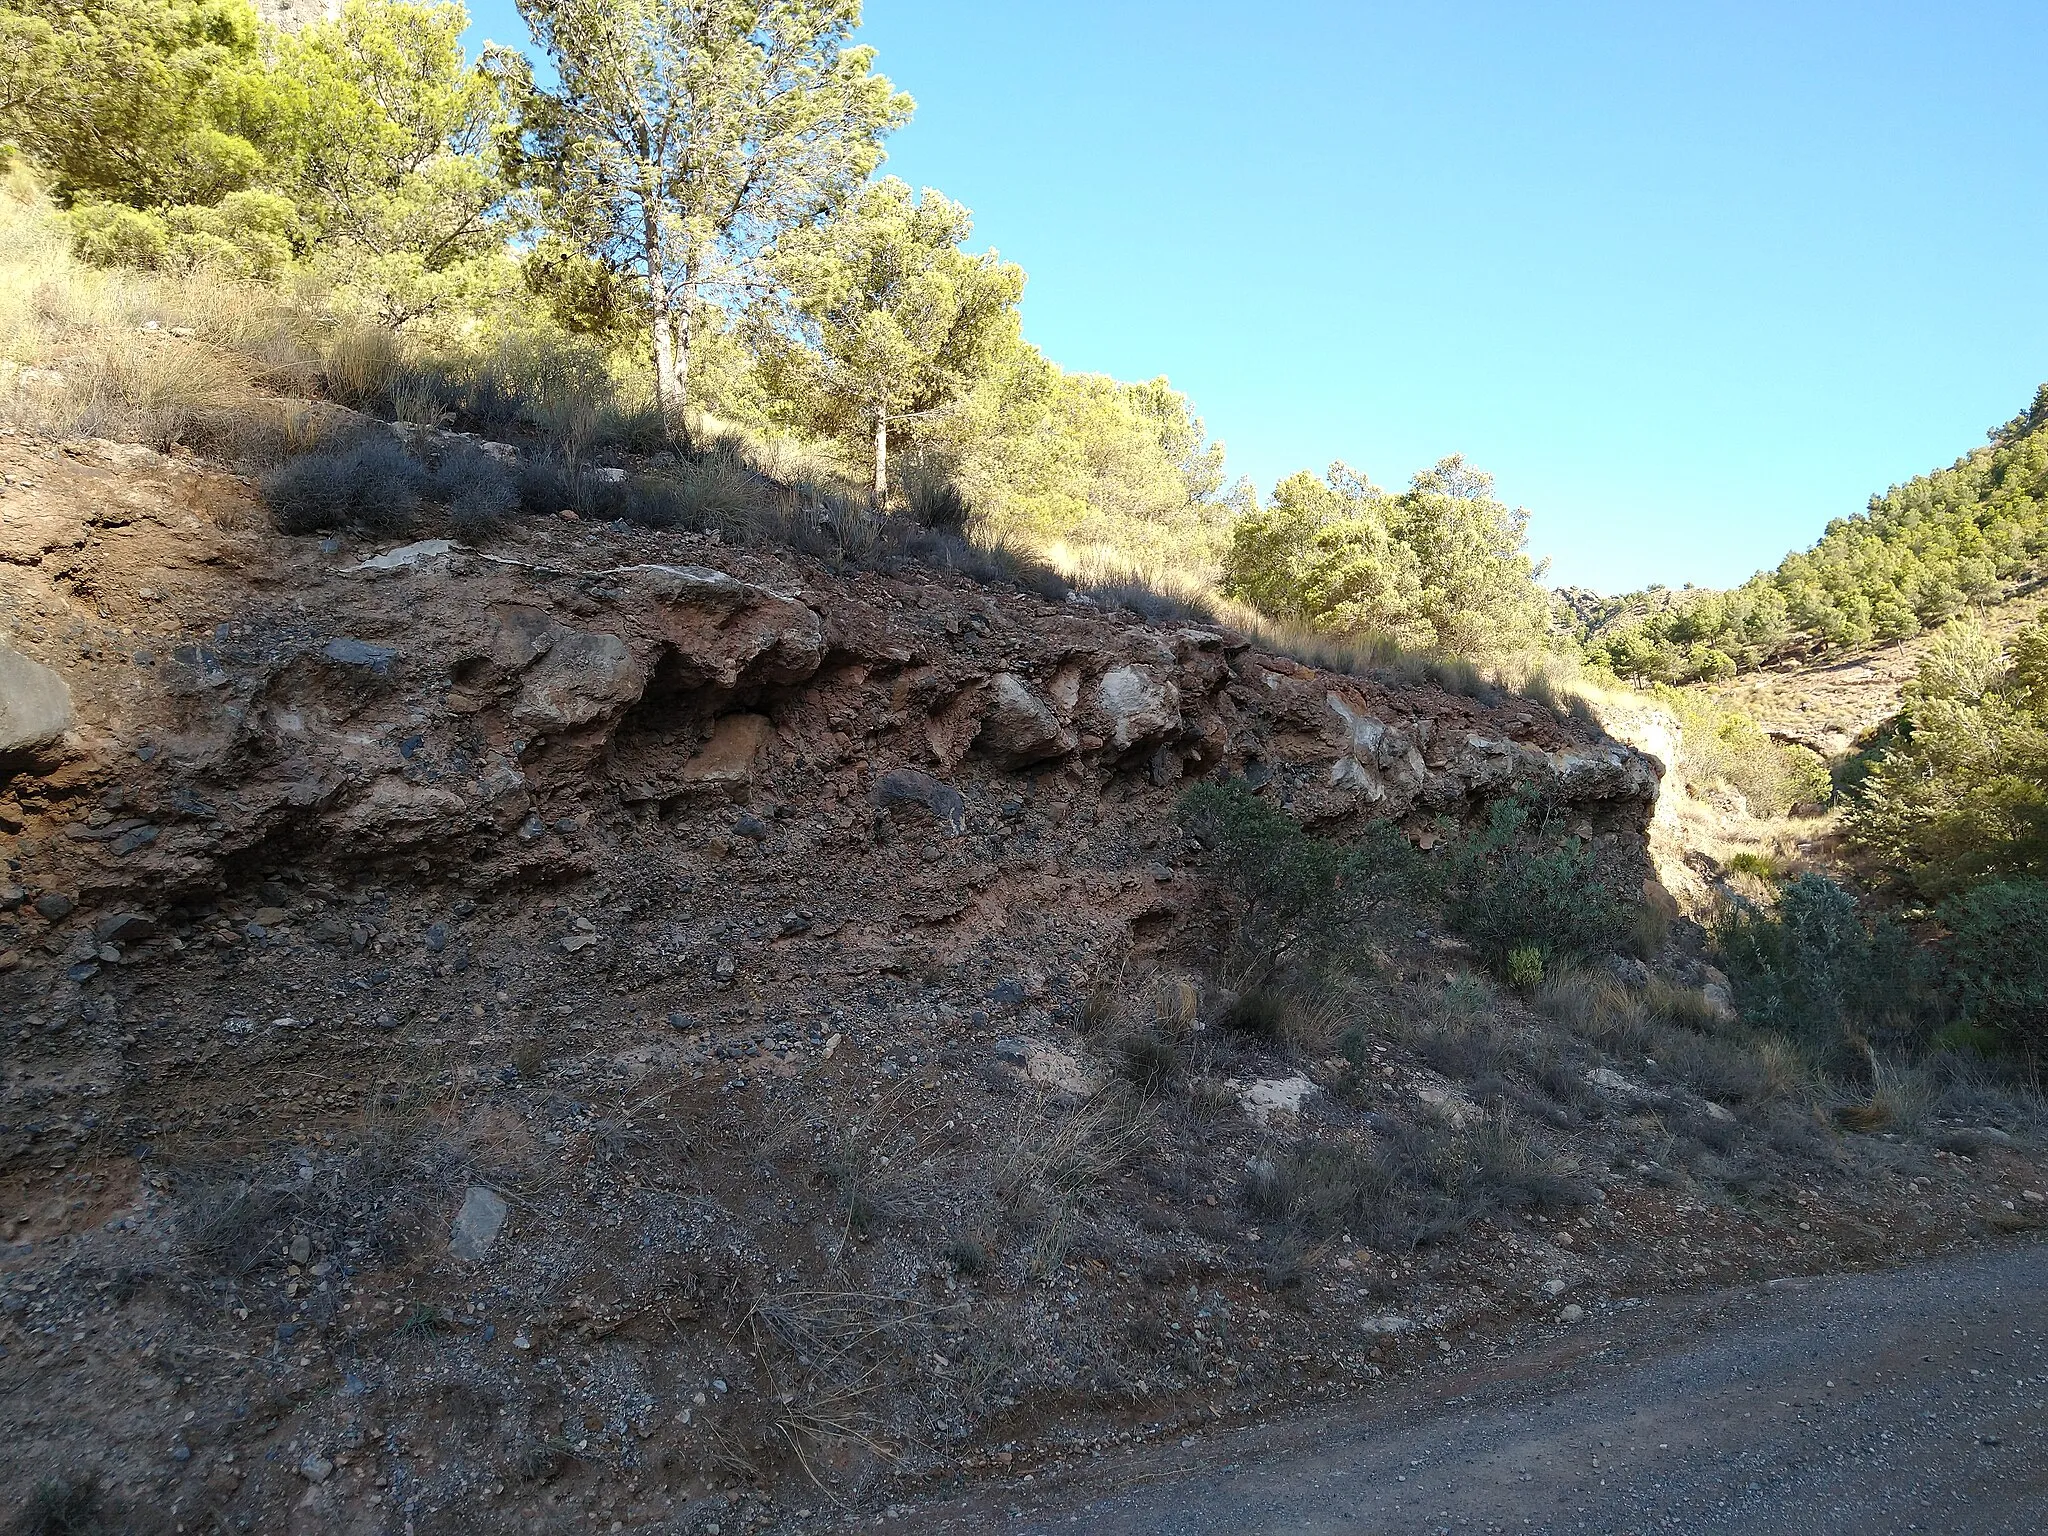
top-left (1573, 383), bottom-right (2048, 684)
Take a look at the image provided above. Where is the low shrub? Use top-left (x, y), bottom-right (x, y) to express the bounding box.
top-left (16, 1472), bottom-right (112, 1536)
top-left (1244, 1112), bottom-right (1585, 1252)
top-left (1219, 985), bottom-right (1292, 1041)
top-left (69, 202), bottom-right (168, 269)
top-left (1117, 1031), bottom-right (1180, 1092)
top-left (263, 434), bottom-right (526, 539)
top-left (1442, 793), bottom-right (1632, 973)
top-left (1534, 969), bottom-right (1657, 1057)
top-left (898, 460), bottom-right (972, 536)
top-left (424, 449), bottom-right (520, 542)
top-left (1939, 877), bottom-right (2048, 1064)
top-left (1179, 779), bottom-right (1418, 987)
top-left (262, 434), bottom-right (423, 535)
top-left (1642, 976), bottom-right (1725, 1032)
top-left (1714, 872), bottom-right (1942, 1067)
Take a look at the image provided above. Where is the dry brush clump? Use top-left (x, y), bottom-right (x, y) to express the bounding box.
top-left (1245, 1108), bottom-right (1588, 1256)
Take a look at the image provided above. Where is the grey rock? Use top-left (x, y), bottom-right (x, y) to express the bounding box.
top-left (511, 627), bottom-right (645, 732)
top-left (320, 637), bottom-right (400, 676)
top-left (33, 893), bottom-right (73, 921)
top-left (1088, 664), bottom-right (1181, 752)
top-left (110, 824), bottom-right (158, 856)
top-left (165, 643), bottom-right (228, 691)
top-left (95, 911), bottom-right (157, 944)
top-left (992, 1038), bottom-right (1033, 1068)
top-left (299, 1453), bottom-right (333, 1484)
top-left (423, 921), bottom-right (447, 953)
top-left (449, 1185), bottom-right (509, 1262)
top-left (0, 639), bottom-right (73, 757)
top-left (872, 767), bottom-right (968, 836)
top-left (977, 673), bottom-right (1074, 766)
top-left (352, 538), bottom-right (455, 574)
top-left (1602, 953), bottom-right (1653, 990)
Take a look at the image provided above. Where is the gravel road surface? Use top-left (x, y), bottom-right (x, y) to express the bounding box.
top-left (910, 1240), bottom-right (2048, 1534)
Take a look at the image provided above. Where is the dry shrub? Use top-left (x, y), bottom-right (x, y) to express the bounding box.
top-left (1246, 1109), bottom-right (1587, 1253)
top-left (1643, 976), bottom-right (1725, 1032)
top-left (7, 338), bottom-right (251, 447)
top-left (1536, 969), bottom-right (1656, 1056)
top-left (995, 1089), bottom-right (1154, 1211)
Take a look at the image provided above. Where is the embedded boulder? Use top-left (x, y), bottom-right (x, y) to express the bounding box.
top-left (511, 629), bottom-right (646, 733)
top-left (0, 641), bottom-right (73, 760)
top-left (976, 673), bottom-right (1074, 766)
top-left (1086, 664), bottom-right (1182, 753)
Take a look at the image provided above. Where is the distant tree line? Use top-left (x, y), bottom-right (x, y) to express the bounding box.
top-left (1584, 386), bottom-right (2048, 684)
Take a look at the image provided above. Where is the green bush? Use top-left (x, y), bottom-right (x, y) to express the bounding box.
top-left (1843, 617), bottom-right (2048, 897)
top-left (1179, 779), bottom-right (1418, 986)
top-left (1441, 794), bottom-right (1631, 972)
top-left (1939, 878), bottom-right (2048, 1062)
top-left (1714, 872), bottom-right (1940, 1065)
top-left (67, 202), bottom-right (168, 269)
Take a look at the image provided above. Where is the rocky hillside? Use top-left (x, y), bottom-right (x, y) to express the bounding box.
top-left (4, 424), bottom-right (2044, 1535)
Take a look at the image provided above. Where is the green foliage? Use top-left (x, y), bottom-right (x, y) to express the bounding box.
top-left (944, 351), bottom-right (1236, 569)
top-left (1218, 455), bottom-right (1550, 659)
top-left (1505, 944), bottom-right (1545, 992)
top-left (66, 202), bottom-right (168, 268)
top-left (0, 0), bottom-right (268, 209)
top-left (514, 0), bottom-right (912, 424)
top-left (1178, 779), bottom-right (1417, 987)
top-left (270, 2), bottom-right (518, 323)
top-left (763, 176), bottom-right (1021, 500)
top-left (1938, 879), bottom-right (2048, 1059)
top-left (1656, 687), bottom-right (1833, 817)
top-left (1713, 873), bottom-right (1939, 1064)
top-left (1441, 794), bottom-right (1630, 971)
top-left (1587, 383), bottom-right (2048, 681)
top-left (1843, 616), bottom-right (2048, 896)
top-left (4, 0), bottom-right (516, 323)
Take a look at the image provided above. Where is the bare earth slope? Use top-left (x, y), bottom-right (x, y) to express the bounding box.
top-left (3, 426), bottom-right (2046, 1534)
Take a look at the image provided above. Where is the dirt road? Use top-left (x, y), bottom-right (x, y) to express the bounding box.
top-left (906, 1239), bottom-right (2048, 1534)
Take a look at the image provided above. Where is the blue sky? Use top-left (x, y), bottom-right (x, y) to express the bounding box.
top-left (463, 1), bottom-right (2048, 593)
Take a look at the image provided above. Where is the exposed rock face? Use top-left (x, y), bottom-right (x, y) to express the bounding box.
top-left (0, 436), bottom-right (1659, 948)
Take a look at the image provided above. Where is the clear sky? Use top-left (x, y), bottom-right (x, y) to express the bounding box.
top-left (462, 1), bottom-right (2048, 593)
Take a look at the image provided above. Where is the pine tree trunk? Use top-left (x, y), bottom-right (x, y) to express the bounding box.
top-left (674, 269), bottom-right (696, 454)
top-left (642, 202), bottom-right (679, 430)
top-left (872, 405), bottom-right (888, 508)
